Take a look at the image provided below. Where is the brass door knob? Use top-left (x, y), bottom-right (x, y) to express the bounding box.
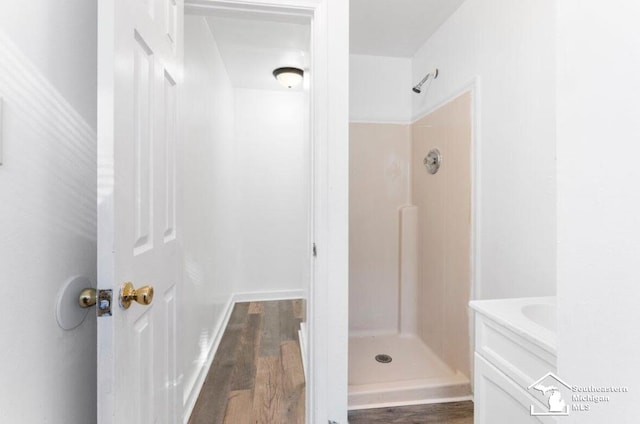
top-left (79, 288), bottom-right (97, 308)
top-left (120, 282), bottom-right (154, 309)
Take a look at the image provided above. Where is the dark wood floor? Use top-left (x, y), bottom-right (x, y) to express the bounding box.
top-left (189, 300), bottom-right (305, 424)
top-left (348, 401), bottom-right (474, 424)
top-left (189, 299), bottom-right (472, 423)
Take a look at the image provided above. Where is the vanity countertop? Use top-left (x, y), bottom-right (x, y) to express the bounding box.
top-left (469, 296), bottom-right (556, 354)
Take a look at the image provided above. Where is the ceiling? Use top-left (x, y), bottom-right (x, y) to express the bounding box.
top-left (202, 0), bottom-right (464, 90)
top-left (206, 13), bottom-right (310, 91)
top-left (350, 0), bottom-right (467, 57)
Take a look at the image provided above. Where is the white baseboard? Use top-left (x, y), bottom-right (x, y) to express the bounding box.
top-left (232, 289), bottom-right (306, 303)
top-left (298, 322), bottom-right (308, 380)
top-left (182, 296), bottom-right (235, 424)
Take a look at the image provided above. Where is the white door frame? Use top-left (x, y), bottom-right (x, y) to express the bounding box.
top-left (184, 1), bottom-right (349, 422)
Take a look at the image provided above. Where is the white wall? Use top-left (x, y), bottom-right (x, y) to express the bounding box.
top-left (557, 1), bottom-right (640, 421)
top-left (0, 1), bottom-right (97, 129)
top-left (322, 1), bottom-right (350, 420)
top-left (412, 0), bottom-right (556, 299)
top-left (234, 88), bottom-right (310, 295)
top-left (350, 54), bottom-right (413, 123)
top-left (0, 2), bottom-right (97, 423)
top-left (180, 15), bottom-right (237, 412)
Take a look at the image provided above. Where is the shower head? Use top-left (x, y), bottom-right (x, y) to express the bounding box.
top-left (412, 68), bottom-right (439, 94)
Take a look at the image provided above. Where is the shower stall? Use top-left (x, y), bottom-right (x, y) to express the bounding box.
top-left (348, 91), bottom-right (473, 409)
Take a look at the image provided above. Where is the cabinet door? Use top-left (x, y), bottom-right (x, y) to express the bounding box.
top-left (474, 354), bottom-right (557, 424)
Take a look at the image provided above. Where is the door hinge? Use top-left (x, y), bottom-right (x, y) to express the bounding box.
top-left (312, 243), bottom-right (317, 257)
top-left (97, 289), bottom-right (113, 317)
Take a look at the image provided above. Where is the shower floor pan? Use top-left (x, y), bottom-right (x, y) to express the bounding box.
top-left (348, 334), bottom-right (471, 410)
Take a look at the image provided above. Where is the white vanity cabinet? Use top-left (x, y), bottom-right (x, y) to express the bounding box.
top-left (470, 297), bottom-right (558, 424)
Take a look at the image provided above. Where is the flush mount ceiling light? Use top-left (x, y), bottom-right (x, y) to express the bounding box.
top-left (273, 67), bottom-right (304, 88)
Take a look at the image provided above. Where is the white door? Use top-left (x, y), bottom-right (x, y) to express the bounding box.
top-left (97, 0), bottom-right (183, 423)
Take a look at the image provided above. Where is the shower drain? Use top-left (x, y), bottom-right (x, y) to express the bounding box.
top-left (375, 354), bottom-right (392, 364)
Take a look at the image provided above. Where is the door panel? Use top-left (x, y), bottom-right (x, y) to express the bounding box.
top-left (97, 1), bottom-right (183, 423)
top-left (133, 31), bottom-right (154, 254)
top-left (163, 285), bottom-right (178, 422)
top-left (162, 70), bottom-right (177, 242)
top-left (132, 314), bottom-right (153, 423)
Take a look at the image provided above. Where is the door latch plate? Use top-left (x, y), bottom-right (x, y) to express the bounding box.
top-left (97, 289), bottom-right (113, 317)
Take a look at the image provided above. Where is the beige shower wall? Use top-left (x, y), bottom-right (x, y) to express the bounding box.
top-left (349, 123), bottom-right (411, 334)
top-left (412, 92), bottom-right (472, 377)
top-left (349, 93), bottom-right (471, 377)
